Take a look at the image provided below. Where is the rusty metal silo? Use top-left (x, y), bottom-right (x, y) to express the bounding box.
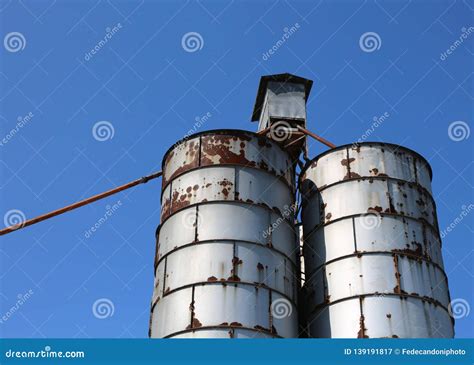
top-left (149, 130), bottom-right (300, 338)
top-left (300, 142), bottom-right (454, 338)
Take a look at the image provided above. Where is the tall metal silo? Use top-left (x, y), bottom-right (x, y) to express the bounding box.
top-left (149, 130), bottom-right (300, 338)
top-left (300, 142), bottom-right (454, 338)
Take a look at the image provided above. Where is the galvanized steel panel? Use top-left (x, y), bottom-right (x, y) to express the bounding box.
top-left (310, 179), bottom-right (437, 228)
top-left (150, 288), bottom-right (192, 338)
top-left (161, 166), bottom-right (293, 221)
top-left (304, 216), bottom-right (443, 270)
top-left (162, 130), bottom-right (294, 188)
top-left (152, 129), bottom-right (298, 338)
top-left (157, 203), bottom-right (298, 264)
top-left (309, 296), bottom-right (453, 338)
top-left (300, 143), bottom-right (432, 193)
top-left (301, 142), bottom-right (451, 338)
top-left (155, 242), bottom-right (298, 301)
top-left (306, 255), bottom-right (449, 311)
top-left (172, 329), bottom-right (275, 338)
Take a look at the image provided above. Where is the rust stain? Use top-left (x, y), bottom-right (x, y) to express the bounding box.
top-left (220, 322), bottom-right (229, 326)
top-left (230, 322), bottom-right (242, 327)
top-left (343, 172), bottom-right (361, 180)
top-left (207, 276), bottom-right (218, 282)
top-left (357, 315), bottom-right (368, 338)
top-left (186, 318), bottom-right (202, 329)
top-left (341, 158), bottom-right (355, 166)
top-left (392, 254), bottom-right (406, 295)
top-left (368, 206), bottom-right (383, 213)
top-left (325, 213), bottom-right (332, 221)
top-left (257, 262), bottom-right (264, 270)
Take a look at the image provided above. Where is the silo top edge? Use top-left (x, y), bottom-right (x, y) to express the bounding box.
top-left (300, 141), bottom-right (433, 180)
top-left (161, 128), bottom-right (286, 169)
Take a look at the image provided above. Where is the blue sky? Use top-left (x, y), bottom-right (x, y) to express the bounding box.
top-left (0, 0), bottom-right (472, 338)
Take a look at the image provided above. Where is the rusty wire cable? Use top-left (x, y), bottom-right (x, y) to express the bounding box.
top-left (0, 171), bottom-right (162, 236)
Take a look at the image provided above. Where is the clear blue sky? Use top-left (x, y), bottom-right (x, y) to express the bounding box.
top-left (0, 0), bottom-right (472, 338)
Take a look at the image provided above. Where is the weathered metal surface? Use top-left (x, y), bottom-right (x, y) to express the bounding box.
top-left (172, 328), bottom-right (276, 338)
top-left (161, 129), bottom-right (294, 189)
top-left (150, 285), bottom-right (298, 338)
top-left (308, 296), bottom-right (454, 338)
top-left (150, 129), bottom-right (298, 338)
top-left (300, 142), bottom-right (453, 338)
top-left (156, 203), bottom-right (298, 265)
top-left (161, 165), bottom-right (293, 221)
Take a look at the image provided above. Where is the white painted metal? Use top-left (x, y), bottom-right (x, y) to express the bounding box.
top-left (300, 142), bottom-right (453, 338)
top-left (150, 130), bottom-right (299, 338)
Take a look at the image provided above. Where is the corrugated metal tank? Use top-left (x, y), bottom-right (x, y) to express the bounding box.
top-left (300, 142), bottom-right (454, 338)
top-left (149, 129), bottom-right (299, 338)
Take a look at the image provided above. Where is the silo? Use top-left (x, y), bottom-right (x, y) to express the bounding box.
top-left (300, 142), bottom-right (454, 338)
top-left (149, 129), bottom-right (300, 338)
